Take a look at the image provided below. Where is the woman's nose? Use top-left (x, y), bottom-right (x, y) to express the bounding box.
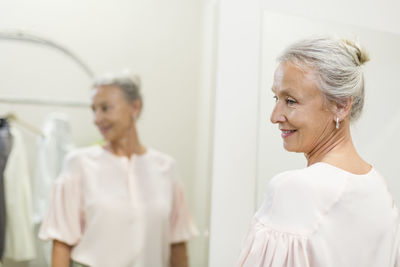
top-left (93, 110), bottom-right (102, 125)
top-left (270, 104), bottom-right (286, 124)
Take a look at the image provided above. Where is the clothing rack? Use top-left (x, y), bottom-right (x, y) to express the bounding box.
top-left (2, 113), bottom-right (44, 137)
top-left (0, 30), bottom-right (94, 78)
top-left (0, 96), bottom-right (90, 108)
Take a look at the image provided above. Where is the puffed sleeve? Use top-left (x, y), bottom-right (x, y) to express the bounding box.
top-left (237, 218), bottom-right (311, 267)
top-left (38, 152), bottom-right (84, 246)
top-left (169, 163), bottom-right (199, 244)
top-left (237, 171), bottom-right (320, 267)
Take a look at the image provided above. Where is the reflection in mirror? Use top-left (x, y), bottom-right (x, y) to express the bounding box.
top-left (0, 1), bottom-right (217, 266)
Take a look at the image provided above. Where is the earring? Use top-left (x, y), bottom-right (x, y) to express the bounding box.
top-left (336, 117), bottom-right (340, 129)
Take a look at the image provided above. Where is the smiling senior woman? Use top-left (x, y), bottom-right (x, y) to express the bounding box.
top-left (237, 37), bottom-right (400, 267)
top-left (39, 72), bottom-right (197, 267)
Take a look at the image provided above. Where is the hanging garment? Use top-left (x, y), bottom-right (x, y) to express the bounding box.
top-left (0, 119), bottom-right (12, 260)
top-left (32, 113), bottom-right (75, 267)
top-left (3, 125), bottom-right (36, 261)
top-left (33, 113), bottom-right (75, 224)
top-left (40, 146), bottom-right (198, 267)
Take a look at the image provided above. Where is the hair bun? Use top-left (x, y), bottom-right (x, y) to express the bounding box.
top-left (342, 39), bottom-right (370, 66)
top-left (121, 69), bottom-right (141, 90)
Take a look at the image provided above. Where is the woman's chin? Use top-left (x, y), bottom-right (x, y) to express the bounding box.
top-left (283, 143), bottom-right (300, 153)
top-left (100, 132), bottom-right (114, 142)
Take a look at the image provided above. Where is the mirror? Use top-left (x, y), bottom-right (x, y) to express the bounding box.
top-left (257, 10), bottom-right (400, 208)
top-left (0, 1), bottom-right (217, 266)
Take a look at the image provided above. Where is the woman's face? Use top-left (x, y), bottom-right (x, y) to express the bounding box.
top-left (270, 61), bottom-right (335, 153)
top-left (91, 85), bottom-right (139, 142)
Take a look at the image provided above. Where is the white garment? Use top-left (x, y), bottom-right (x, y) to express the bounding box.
top-left (34, 113), bottom-right (75, 224)
top-left (39, 146), bottom-right (198, 267)
top-left (32, 113), bottom-right (75, 267)
top-left (238, 162), bottom-right (400, 267)
top-left (4, 126), bottom-right (36, 261)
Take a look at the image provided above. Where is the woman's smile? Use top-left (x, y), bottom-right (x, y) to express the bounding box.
top-left (280, 128), bottom-right (297, 138)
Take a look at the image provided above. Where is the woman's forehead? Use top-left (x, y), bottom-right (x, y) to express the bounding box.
top-left (91, 85), bottom-right (126, 103)
top-left (272, 62), bottom-right (320, 97)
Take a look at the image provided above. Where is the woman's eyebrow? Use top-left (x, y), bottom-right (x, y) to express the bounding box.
top-left (271, 87), bottom-right (296, 97)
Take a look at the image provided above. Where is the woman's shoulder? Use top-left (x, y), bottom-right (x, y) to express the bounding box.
top-left (64, 145), bottom-right (102, 160)
top-left (145, 148), bottom-right (175, 164)
top-left (269, 163), bottom-right (349, 195)
top-left (145, 148), bottom-right (173, 160)
top-left (255, 163), bottom-right (349, 235)
top-left (143, 148), bottom-right (177, 173)
top-left (268, 163), bottom-right (346, 193)
top-left (271, 162), bottom-right (348, 182)
top-left (61, 146), bottom-right (103, 170)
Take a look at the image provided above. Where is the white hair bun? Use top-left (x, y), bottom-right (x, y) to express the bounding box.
top-left (120, 69), bottom-right (141, 90)
top-left (342, 39), bottom-right (370, 66)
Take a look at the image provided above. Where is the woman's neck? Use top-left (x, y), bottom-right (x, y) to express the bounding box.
top-left (105, 125), bottom-right (146, 158)
top-left (305, 128), bottom-right (351, 166)
top-left (305, 122), bottom-right (370, 174)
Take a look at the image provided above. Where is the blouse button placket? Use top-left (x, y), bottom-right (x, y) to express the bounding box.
top-left (125, 158), bottom-right (137, 208)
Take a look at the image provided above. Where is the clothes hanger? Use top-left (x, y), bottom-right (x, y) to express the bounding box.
top-left (3, 113), bottom-right (44, 137)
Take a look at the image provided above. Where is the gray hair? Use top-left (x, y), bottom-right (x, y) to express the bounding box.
top-left (278, 37), bottom-right (370, 121)
top-left (93, 70), bottom-right (143, 104)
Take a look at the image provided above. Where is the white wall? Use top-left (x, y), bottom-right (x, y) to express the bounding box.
top-left (191, 0), bottom-right (219, 263)
top-left (208, 0), bottom-right (261, 266)
top-left (209, 0), bottom-right (400, 266)
top-left (0, 1), bottom-right (212, 266)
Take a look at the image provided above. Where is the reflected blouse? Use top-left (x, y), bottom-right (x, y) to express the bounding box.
top-left (237, 162), bottom-right (400, 267)
top-left (39, 146), bottom-right (198, 267)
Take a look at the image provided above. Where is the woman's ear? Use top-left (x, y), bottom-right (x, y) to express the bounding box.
top-left (333, 97), bottom-right (353, 122)
top-left (131, 100), bottom-right (142, 119)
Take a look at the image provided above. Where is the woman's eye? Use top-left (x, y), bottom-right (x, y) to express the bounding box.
top-left (273, 96), bottom-right (278, 102)
top-left (286, 98), bottom-right (297, 105)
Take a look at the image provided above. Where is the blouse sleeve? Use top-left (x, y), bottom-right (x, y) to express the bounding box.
top-left (237, 218), bottom-right (311, 267)
top-left (169, 164), bottom-right (199, 244)
top-left (38, 152), bottom-right (84, 246)
top-left (237, 171), bottom-right (320, 267)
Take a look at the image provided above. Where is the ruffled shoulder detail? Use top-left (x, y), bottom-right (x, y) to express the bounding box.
top-left (169, 178), bottom-right (199, 243)
top-left (38, 151), bottom-right (84, 245)
top-left (237, 218), bottom-right (311, 267)
top-left (237, 164), bottom-right (349, 266)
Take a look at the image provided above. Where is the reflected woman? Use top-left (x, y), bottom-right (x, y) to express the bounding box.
top-left (39, 72), bottom-right (198, 267)
top-left (237, 37), bottom-right (400, 266)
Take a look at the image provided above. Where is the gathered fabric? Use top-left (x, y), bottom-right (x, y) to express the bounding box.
top-left (238, 218), bottom-right (311, 267)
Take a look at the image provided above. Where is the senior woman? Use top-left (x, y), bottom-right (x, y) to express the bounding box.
top-left (39, 72), bottom-right (198, 267)
top-left (237, 37), bottom-right (400, 266)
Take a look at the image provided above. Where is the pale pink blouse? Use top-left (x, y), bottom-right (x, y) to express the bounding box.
top-left (238, 162), bottom-right (400, 267)
top-left (39, 146), bottom-right (198, 267)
